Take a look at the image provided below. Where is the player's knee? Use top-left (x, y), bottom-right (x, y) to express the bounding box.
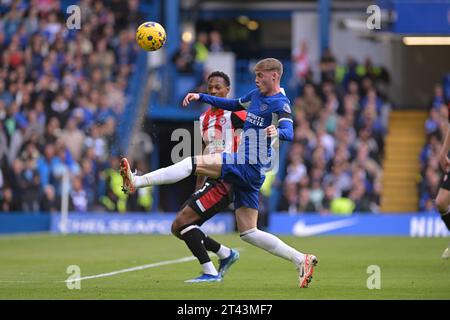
top-left (435, 196), bottom-right (449, 214)
top-left (172, 208), bottom-right (197, 239)
top-left (171, 217), bottom-right (183, 239)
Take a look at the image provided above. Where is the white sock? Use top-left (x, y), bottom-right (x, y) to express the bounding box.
top-left (201, 261), bottom-right (218, 276)
top-left (134, 157), bottom-right (193, 188)
top-left (216, 245), bottom-right (231, 260)
top-left (240, 228), bottom-right (305, 266)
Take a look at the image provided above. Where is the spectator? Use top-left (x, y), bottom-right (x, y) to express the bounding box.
top-left (296, 83), bottom-right (323, 123)
top-left (126, 0), bottom-right (144, 27)
top-left (309, 177), bottom-right (324, 209)
top-left (341, 57), bottom-right (360, 88)
top-left (323, 160), bottom-right (352, 197)
top-left (209, 31), bottom-right (224, 52)
top-left (425, 108), bottom-right (441, 135)
top-left (285, 157), bottom-right (307, 185)
top-left (20, 158), bottom-right (40, 212)
top-left (70, 176), bottom-right (88, 212)
top-left (430, 83), bottom-right (447, 110)
top-left (194, 32), bottom-right (209, 64)
top-left (349, 168), bottom-right (371, 212)
top-left (319, 47), bottom-right (336, 83)
top-left (292, 40), bottom-right (310, 88)
top-left (284, 182), bottom-right (298, 214)
top-left (320, 182), bottom-right (337, 214)
top-left (172, 41), bottom-right (195, 74)
top-left (298, 188), bottom-right (316, 212)
top-left (80, 159), bottom-right (97, 209)
top-left (0, 186), bottom-right (21, 212)
top-left (40, 184), bottom-right (60, 213)
top-left (61, 117), bottom-right (85, 162)
top-left (354, 126), bottom-right (379, 162)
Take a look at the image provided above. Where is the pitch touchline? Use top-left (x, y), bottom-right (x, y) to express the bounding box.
top-left (64, 248), bottom-right (244, 283)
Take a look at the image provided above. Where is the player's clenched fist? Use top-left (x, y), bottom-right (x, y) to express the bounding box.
top-left (266, 125), bottom-right (278, 138)
top-left (182, 93), bottom-right (200, 107)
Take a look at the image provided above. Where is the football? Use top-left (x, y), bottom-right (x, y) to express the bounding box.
top-left (135, 21), bottom-right (167, 51)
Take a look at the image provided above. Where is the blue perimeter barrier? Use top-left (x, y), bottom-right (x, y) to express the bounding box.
top-left (0, 213), bottom-right (51, 234)
top-left (0, 212), bottom-right (449, 238)
top-left (50, 213), bottom-right (234, 235)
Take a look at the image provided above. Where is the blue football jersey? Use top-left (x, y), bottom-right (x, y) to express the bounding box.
top-left (198, 88), bottom-right (293, 167)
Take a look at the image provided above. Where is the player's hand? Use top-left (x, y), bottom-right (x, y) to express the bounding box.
top-left (439, 153), bottom-right (450, 172)
top-left (182, 93), bottom-right (200, 107)
top-left (266, 125), bottom-right (278, 138)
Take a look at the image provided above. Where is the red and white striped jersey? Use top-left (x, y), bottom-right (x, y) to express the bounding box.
top-left (199, 107), bottom-right (247, 154)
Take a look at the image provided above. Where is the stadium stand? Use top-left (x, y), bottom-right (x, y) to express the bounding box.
top-left (418, 81), bottom-right (450, 212)
top-left (0, 0), bottom-right (145, 212)
top-left (277, 48), bottom-right (391, 214)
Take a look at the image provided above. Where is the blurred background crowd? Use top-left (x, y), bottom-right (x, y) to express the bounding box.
top-left (0, 0), bottom-right (147, 213)
top-left (419, 83), bottom-right (450, 212)
top-left (0, 0), bottom-right (449, 216)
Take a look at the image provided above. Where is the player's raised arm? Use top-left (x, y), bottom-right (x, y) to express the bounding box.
top-left (183, 93), bottom-right (244, 111)
top-left (182, 93), bottom-right (200, 107)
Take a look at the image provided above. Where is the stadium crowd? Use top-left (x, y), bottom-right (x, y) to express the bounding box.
top-left (0, 0), bottom-right (149, 213)
top-left (277, 46), bottom-right (390, 214)
top-left (0, 1), bottom-right (392, 215)
top-left (419, 83), bottom-right (450, 212)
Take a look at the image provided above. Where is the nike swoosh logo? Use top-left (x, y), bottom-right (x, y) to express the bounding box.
top-left (293, 218), bottom-right (358, 236)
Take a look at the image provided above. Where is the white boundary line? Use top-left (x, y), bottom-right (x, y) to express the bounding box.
top-left (64, 255), bottom-right (199, 283)
top-left (0, 256), bottom-right (199, 284)
top-left (64, 248), bottom-right (243, 283)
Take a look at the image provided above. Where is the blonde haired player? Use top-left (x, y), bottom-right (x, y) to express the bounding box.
top-left (121, 58), bottom-right (318, 287)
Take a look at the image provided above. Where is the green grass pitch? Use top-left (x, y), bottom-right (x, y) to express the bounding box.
top-left (0, 234), bottom-right (449, 299)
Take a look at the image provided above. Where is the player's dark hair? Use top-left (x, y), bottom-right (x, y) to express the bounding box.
top-left (207, 71), bottom-right (230, 87)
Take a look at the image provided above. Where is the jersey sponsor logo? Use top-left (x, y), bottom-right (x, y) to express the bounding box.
top-left (283, 103), bottom-right (291, 113)
top-left (247, 112), bottom-right (265, 127)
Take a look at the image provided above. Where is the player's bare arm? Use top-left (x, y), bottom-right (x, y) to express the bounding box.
top-left (438, 124), bottom-right (450, 172)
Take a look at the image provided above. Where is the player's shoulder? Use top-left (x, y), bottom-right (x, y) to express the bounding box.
top-left (271, 94), bottom-right (292, 113)
top-left (199, 107), bottom-right (212, 120)
top-left (242, 88), bottom-right (259, 99)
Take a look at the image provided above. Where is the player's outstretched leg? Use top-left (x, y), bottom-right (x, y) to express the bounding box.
top-left (120, 154), bottom-right (222, 192)
top-left (434, 189), bottom-right (450, 259)
top-left (120, 156), bottom-right (196, 193)
top-left (237, 207), bottom-right (318, 288)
